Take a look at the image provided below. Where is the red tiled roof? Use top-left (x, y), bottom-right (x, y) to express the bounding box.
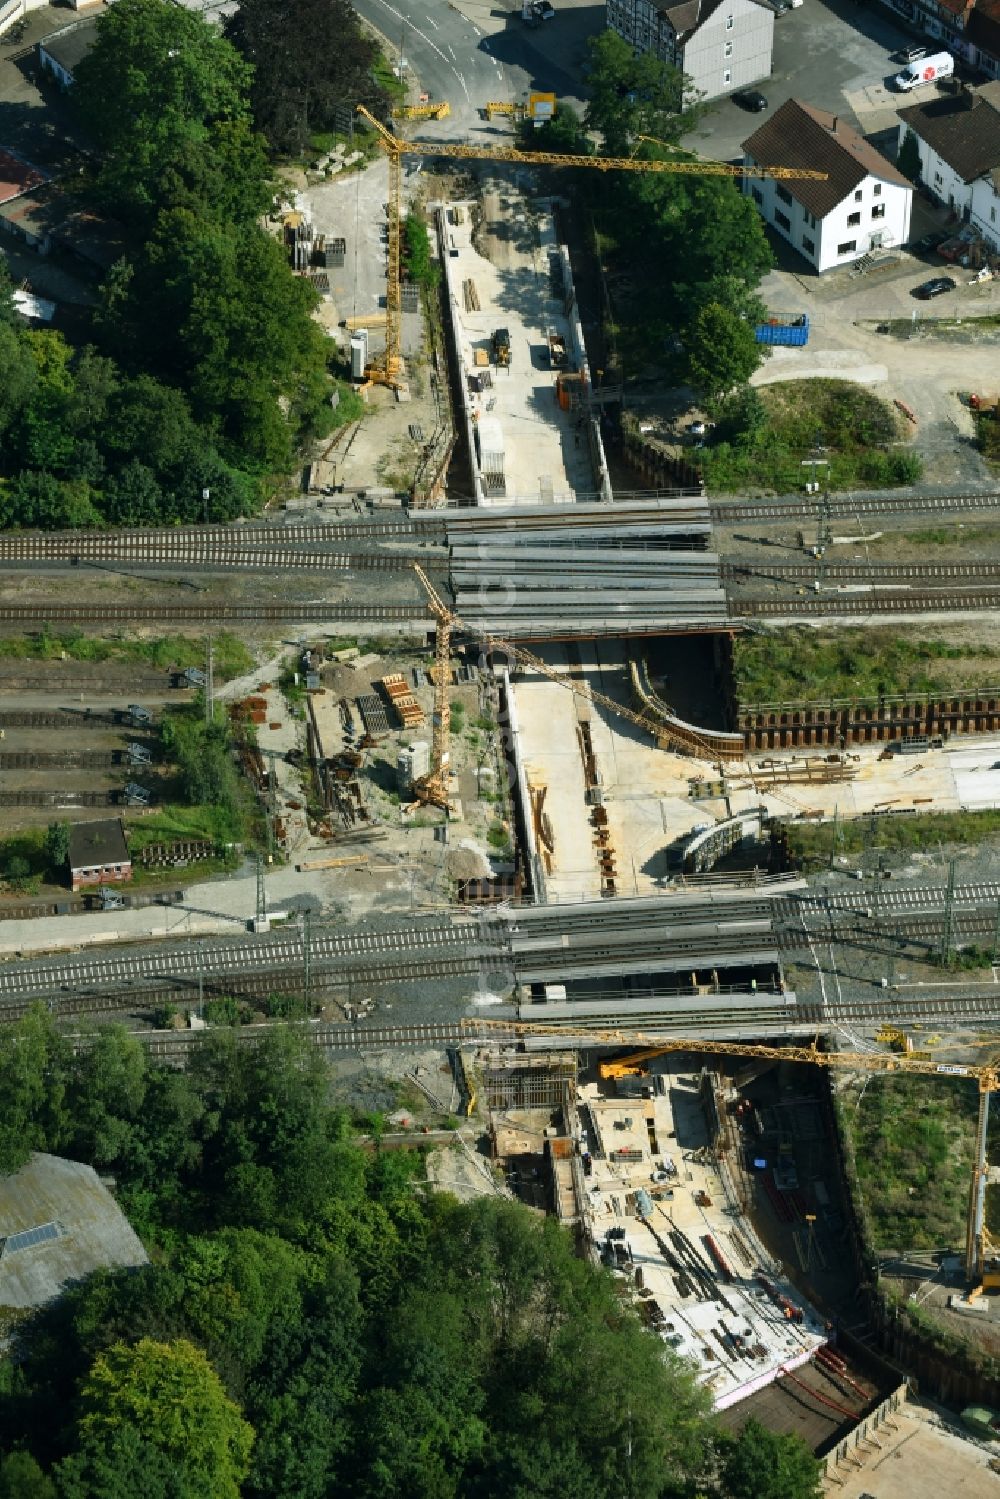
top-left (0, 150), bottom-right (45, 207)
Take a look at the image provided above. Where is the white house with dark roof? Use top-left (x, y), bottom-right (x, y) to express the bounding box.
top-left (606, 0), bottom-right (773, 102)
top-left (742, 100), bottom-right (913, 273)
top-left (898, 81), bottom-right (1000, 249)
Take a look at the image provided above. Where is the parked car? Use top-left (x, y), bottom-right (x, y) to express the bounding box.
top-left (913, 230), bottom-right (946, 254)
top-left (894, 50), bottom-right (954, 90)
top-left (894, 44), bottom-right (927, 64)
top-left (732, 89), bottom-right (768, 110)
top-left (912, 276), bottom-right (957, 299)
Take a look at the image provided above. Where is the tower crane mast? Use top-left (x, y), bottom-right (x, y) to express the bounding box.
top-left (354, 105), bottom-right (828, 387)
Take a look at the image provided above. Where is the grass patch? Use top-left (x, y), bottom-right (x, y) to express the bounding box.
top-left (977, 411), bottom-right (1000, 468)
top-left (701, 380), bottom-right (922, 493)
top-left (0, 828), bottom-right (50, 892)
top-left (784, 808), bottom-right (1000, 870)
top-left (0, 630), bottom-right (254, 682)
top-left (733, 627), bottom-right (1000, 706)
top-left (124, 804), bottom-right (245, 853)
top-left (842, 1074), bottom-right (977, 1251)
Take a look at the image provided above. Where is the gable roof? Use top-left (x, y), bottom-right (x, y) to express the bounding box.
top-left (67, 818), bottom-right (128, 871)
top-left (658, 0), bottom-right (766, 41)
top-left (742, 99), bottom-right (911, 218)
top-left (899, 84), bottom-right (1000, 183)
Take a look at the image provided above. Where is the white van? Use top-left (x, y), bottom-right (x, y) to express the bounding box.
top-left (894, 51), bottom-right (954, 90)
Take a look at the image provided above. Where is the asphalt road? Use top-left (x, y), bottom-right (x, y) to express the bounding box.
top-left (351, 0), bottom-right (592, 140)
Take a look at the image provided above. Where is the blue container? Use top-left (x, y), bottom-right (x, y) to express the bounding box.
top-left (755, 314), bottom-right (809, 346)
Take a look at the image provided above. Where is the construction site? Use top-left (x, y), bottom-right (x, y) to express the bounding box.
top-left (9, 60), bottom-right (1000, 1490)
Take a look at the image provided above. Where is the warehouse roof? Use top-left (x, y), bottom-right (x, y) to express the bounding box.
top-left (743, 99), bottom-right (911, 218)
top-left (0, 1154), bottom-right (148, 1312)
top-left (68, 818), bottom-right (129, 871)
top-left (899, 84), bottom-right (1000, 184)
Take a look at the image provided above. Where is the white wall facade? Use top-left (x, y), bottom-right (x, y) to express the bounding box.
top-left (745, 165), bottom-right (912, 272)
top-left (971, 174), bottom-right (1000, 249)
top-left (605, 0), bottom-right (772, 102)
top-left (898, 122), bottom-right (975, 214)
top-left (681, 0), bottom-right (773, 101)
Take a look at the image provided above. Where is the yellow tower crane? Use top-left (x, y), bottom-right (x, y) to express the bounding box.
top-left (354, 104), bottom-right (828, 387)
top-left (412, 565), bottom-right (742, 795)
top-left (460, 1016), bottom-right (1000, 1287)
top-left (412, 564), bottom-right (455, 811)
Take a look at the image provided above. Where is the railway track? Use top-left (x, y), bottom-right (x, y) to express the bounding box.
top-left (724, 560), bottom-right (1000, 583)
top-left (0, 751), bottom-right (143, 770)
top-left (0, 602), bottom-right (430, 625)
top-left (732, 589), bottom-right (1000, 617)
top-left (0, 534), bottom-right (446, 574)
top-left (711, 489), bottom-right (1000, 524)
top-left (0, 711), bottom-right (126, 730)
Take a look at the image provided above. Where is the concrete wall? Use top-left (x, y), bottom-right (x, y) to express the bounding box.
top-left (435, 204), bottom-right (484, 506)
top-left (557, 242), bottom-right (612, 503)
top-left (821, 1383), bottom-right (910, 1480)
top-left (499, 667), bottom-right (547, 902)
top-left (682, 0), bottom-right (774, 101)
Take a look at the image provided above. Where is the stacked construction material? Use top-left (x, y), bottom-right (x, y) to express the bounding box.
top-left (447, 497), bottom-right (731, 639)
top-left (380, 674), bottom-right (425, 729)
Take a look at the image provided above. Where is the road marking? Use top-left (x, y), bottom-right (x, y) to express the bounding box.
top-left (426, 12), bottom-right (438, 25)
top-left (448, 43), bottom-right (456, 58)
top-left (452, 65), bottom-right (470, 102)
top-left (360, 0), bottom-right (454, 69)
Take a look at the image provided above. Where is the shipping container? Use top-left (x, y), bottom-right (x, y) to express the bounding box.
top-left (754, 313), bottom-right (810, 346)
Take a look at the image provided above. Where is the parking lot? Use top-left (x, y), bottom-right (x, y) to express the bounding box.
top-left (687, 0), bottom-right (940, 161)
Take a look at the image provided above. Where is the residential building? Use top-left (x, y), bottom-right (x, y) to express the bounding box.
top-left (742, 99), bottom-right (913, 272)
top-left (897, 81), bottom-right (1000, 237)
top-left (67, 818), bottom-right (132, 892)
top-left (37, 16), bottom-right (98, 89)
top-left (877, 0), bottom-right (1000, 79)
top-left (605, 0), bottom-right (773, 103)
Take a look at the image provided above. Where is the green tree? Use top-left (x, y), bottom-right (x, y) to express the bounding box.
top-left (584, 30), bottom-right (700, 155)
top-left (519, 103), bottom-right (590, 156)
top-left (44, 821), bottom-right (70, 876)
top-left (72, 0), bottom-right (266, 232)
top-left (0, 1451), bottom-right (55, 1498)
top-left (402, 210), bottom-right (439, 290)
top-left (718, 1418), bottom-right (822, 1499)
top-left (685, 301), bottom-right (762, 402)
top-left (56, 1421), bottom-right (204, 1498)
top-left (72, 1338), bottom-right (253, 1499)
top-left (225, 0), bottom-right (386, 154)
top-left (102, 461), bottom-right (165, 527)
top-left (67, 1028), bottom-right (149, 1169)
top-left (0, 323), bottom-right (38, 435)
top-left (0, 1007), bottom-right (71, 1173)
top-left (897, 127), bottom-right (922, 184)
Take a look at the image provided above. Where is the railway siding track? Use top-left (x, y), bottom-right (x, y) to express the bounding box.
top-left (711, 489), bottom-right (1000, 524)
top-left (724, 561), bottom-right (1000, 583)
top-left (733, 589), bottom-right (1000, 617)
top-left (0, 536), bottom-right (445, 573)
top-left (0, 603), bottom-right (430, 625)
